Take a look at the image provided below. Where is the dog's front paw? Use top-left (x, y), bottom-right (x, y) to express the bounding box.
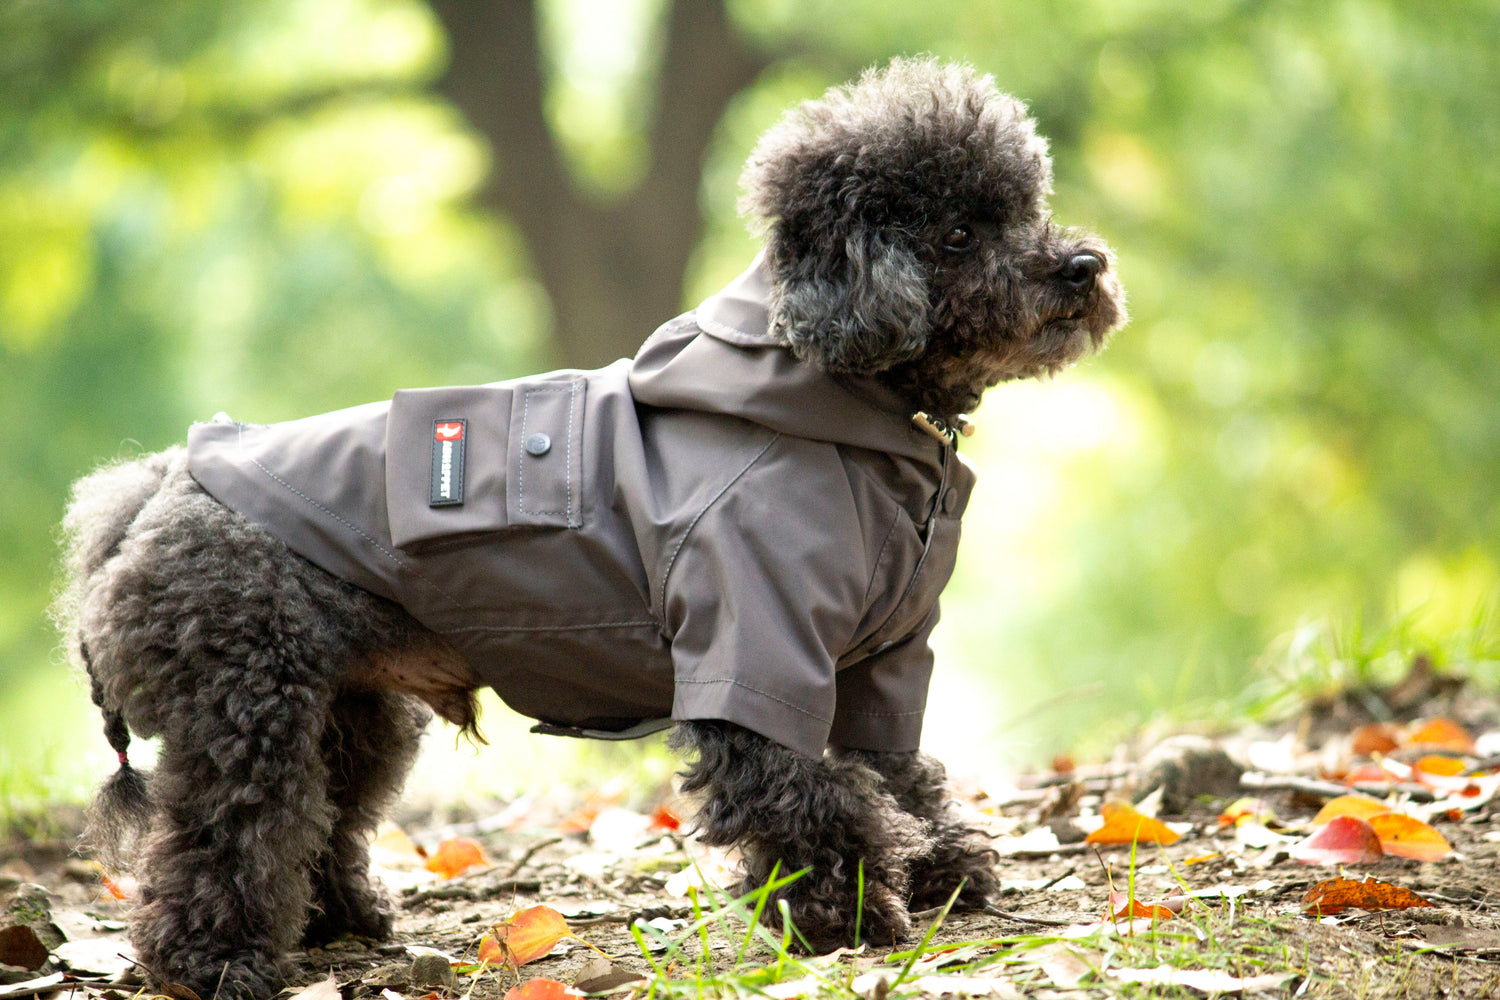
top-left (846, 876), bottom-right (913, 950)
top-left (748, 872), bottom-right (912, 954)
top-left (147, 949), bottom-right (286, 1000)
top-left (907, 828), bottom-right (1000, 912)
top-left (302, 885), bottom-right (394, 947)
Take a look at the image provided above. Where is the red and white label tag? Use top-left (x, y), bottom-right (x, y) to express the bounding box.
top-left (430, 418), bottom-right (466, 506)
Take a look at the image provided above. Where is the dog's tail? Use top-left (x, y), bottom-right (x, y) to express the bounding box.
top-left (56, 450), bottom-right (177, 870)
top-left (81, 640), bottom-right (152, 870)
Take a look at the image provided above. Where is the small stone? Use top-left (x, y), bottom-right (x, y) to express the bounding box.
top-left (361, 962), bottom-right (413, 990)
top-left (409, 953), bottom-right (454, 990)
top-left (4, 885), bottom-right (65, 951)
top-left (1137, 735), bottom-right (1243, 814)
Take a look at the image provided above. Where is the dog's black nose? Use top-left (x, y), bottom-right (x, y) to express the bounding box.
top-left (1059, 253), bottom-right (1103, 289)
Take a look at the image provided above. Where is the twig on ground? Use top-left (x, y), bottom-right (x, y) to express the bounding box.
top-left (403, 877), bottom-right (542, 906)
top-left (1240, 773), bottom-right (1352, 799)
top-left (1241, 771), bottom-right (1436, 802)
top-left (503, 835), bottom-right (565, 878)
top-left (1002, 842), bottom-right (1095, 859)
top-left (981, 904), bottom-right (1078, 927)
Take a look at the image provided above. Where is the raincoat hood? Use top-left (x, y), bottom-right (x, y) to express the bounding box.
top-left (630, 258), bottom-right (942, 466)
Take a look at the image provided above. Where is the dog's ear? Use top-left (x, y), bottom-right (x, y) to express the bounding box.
top-left (763, 228), bottom-right (931, 375)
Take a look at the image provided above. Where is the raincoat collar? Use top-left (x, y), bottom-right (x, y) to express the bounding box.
top-left (629, 257), bottom-right (949, 466)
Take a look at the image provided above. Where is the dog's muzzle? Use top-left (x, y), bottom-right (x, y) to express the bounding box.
top-left (1058, 252), bottom-right (1104, 291)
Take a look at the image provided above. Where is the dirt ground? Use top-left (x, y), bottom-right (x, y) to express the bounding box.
top-left (5, 669), bottom-right (1500, 998)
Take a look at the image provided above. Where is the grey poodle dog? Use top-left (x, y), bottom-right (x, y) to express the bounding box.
top-left (59, 58), bottom-right (1124, 998)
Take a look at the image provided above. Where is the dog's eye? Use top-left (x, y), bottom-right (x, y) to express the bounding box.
top-left (941, 226), bottom-right (974, 253)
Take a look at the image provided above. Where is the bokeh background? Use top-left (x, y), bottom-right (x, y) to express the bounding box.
top-left (3, 0), bottom-right (1497, 816)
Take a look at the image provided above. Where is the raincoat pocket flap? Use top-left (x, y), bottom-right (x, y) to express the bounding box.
top-left (386, 385), bottom-right (513, 549)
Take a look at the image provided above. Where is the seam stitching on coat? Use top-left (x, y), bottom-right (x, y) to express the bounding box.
top-left (518, 384), bottom-right (577, 519)
top-left (445, 619), bottom-right (658, 634)
top-left (658, 433), bottom-right (781, 614)
top-left (861, 505), bottom-right (905, 608)
top-left (236, 423), bottom-right (461, 604)
top-left (675, 676), bottom-right (832, 723)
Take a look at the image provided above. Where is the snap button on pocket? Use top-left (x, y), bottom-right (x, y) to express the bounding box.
top-left (524, 433), bottom-right (552, 456)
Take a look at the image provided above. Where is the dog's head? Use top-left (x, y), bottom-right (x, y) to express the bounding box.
top-left (741, 57), bottom-right (1127, 420)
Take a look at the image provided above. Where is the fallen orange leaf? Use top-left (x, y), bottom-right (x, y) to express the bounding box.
top-left (100, 873), bottom-right (127, 901)
top-left (1411, 756), bottom-right (1486, 795)
top-left (649, 803), bottom-right (682, 831)
top-left (558, 780), bottom-right (627, 834)
top-left (503, 979), bottom-right (583, 1000)
top-left (1406, 718), bottom-right (1475, 753)
top-left (1108, 889), bottom-right (1189, 921)
top-left (1289, 815), bottom-right (1384, 865)
top-left (1217, 797), bottom-right (1273, 828)
top-left (483, 906), bottom-right (579, 969)
top-left (1342, 763), bottom-right (1392, 785)
top-left (1084, 802), bottom-right (1181, 846)
top-left (424, 837), bottom-right (490, 878)
top-left (1367, 813), bottom-right (1453, 861)
top-left (477, 935), bottom-right (506, 966)
top-left (1311, 795), bottom-right (1390, 826)
top-left (1413, 755), bottom-right (1466, 777)
top-left (1302, 876), bottom-right (1436, 915)
top-left (1350, 722), bottom-right (1402, 756)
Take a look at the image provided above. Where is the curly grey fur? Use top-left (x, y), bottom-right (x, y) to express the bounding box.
top-left (60, 452), bottom-right (464, 999)
top-left (836, 748), bottom-right (1001, 911)
top-left (671, 721), bottom-right (932, 950)
top-left (57, 57), bottom-right (1126, 997)
top-left (742, 57), bottom-right (1124, 415)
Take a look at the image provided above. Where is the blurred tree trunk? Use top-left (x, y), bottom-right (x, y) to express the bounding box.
top-left (429, 0), bottom-right (768, 367)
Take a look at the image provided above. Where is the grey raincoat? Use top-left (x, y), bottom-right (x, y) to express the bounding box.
top-left (188, 260), bottom-right (975, 758)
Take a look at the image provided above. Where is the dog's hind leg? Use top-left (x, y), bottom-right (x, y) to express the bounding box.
top-left (671, 721), bottom-right (931, 953)
top-left (128, 647), bottom-right (338, 1000)
top-left (79, 484), bottom-right (355, 999)
top-left (837, 749), bottom-right (999, 912)
top-left (302, 689), bottom-right (430, 946)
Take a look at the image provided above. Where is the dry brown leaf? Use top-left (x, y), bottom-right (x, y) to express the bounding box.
top-left (1027, 942), bottom-right (1096, 989)
top-left (0, 926), bottom-right (49, 971)
top-left (1351, 722), bottom-right (1402, 756)
top-left (1109, 965), bottom-right (1297, 992)
top-left (572, 957), bottom-right (647, 993)
top-left (285, 974), bottom-right (343, 1000)
top-left (1084, 802), bottom-right (1181, 846)
top-left (1302, 875), bottom-right (1436, 915)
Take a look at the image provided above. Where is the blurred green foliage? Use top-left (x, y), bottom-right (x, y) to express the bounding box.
top-left (1, 0), bottom-right (1496, 799)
